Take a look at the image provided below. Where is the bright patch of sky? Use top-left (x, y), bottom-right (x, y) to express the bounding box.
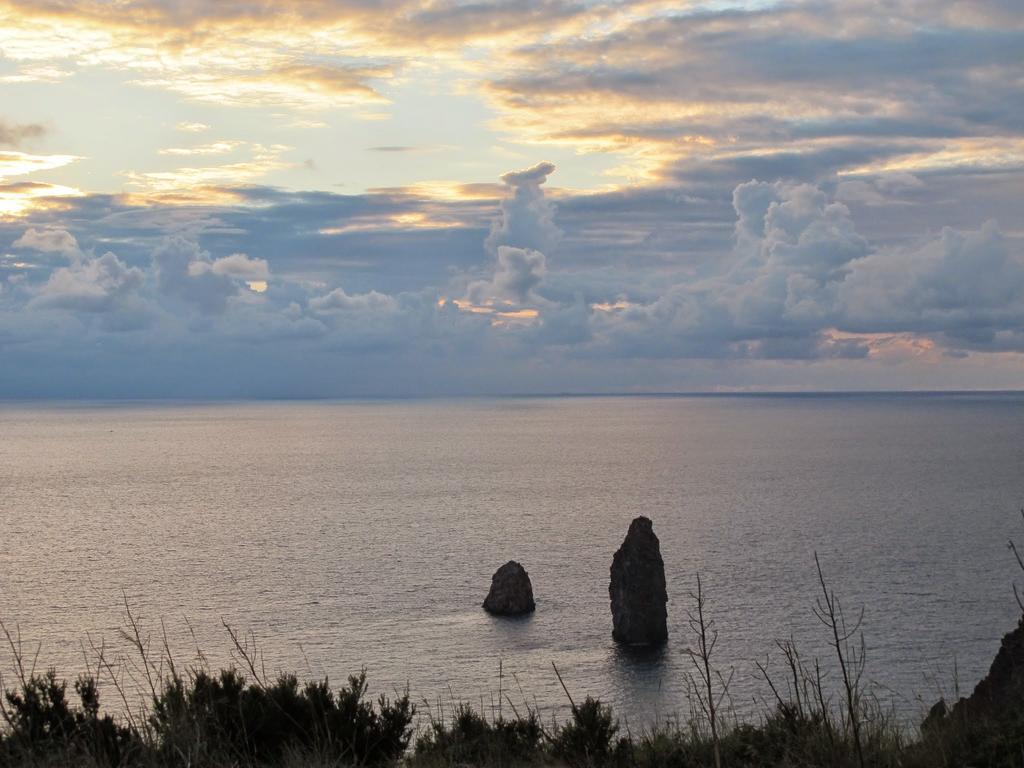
top-left (0, 43), bottom-right (620, 196)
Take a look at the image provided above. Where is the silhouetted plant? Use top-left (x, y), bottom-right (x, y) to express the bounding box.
top-left (148, 668), bottom-right (413, 765)
top-left (553, 697), bottom-right (629, 768)
top-left (414, 703), bottom-right (543, 766)
top-left (0, 669), bottom-right (138, 766)
top-left (683, 573), bottom-right (733, 768)
top-left (813, 552), bottom-right (867, 768)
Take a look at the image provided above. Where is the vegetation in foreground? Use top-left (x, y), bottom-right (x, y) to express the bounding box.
top-left (4, 543), bottom-right (1024, 767)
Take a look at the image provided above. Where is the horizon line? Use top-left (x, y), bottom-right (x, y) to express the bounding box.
top-left (2, 389), bottom-right (1024, 405)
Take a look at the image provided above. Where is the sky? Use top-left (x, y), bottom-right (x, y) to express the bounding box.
top-left (1, 0), bottom-right (1022, 397)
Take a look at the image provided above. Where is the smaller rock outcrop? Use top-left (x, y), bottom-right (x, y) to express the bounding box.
top-left (939, 616), bottom-right (1024, 725)
top-left (609, 516), bottom-right (668, 645)
top-left (919, 616), bottom-right (1024, 762)
top-left (483, 561), bottom-right (536, 615)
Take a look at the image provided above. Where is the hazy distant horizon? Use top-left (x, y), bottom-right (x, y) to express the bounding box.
top-left (5, 388), bottom-right (1024, 403)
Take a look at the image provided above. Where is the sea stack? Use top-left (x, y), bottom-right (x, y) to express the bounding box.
top-left (483, 561), bottom-right (536, 615)
top-left (609, 516), bottom-right (668, 645)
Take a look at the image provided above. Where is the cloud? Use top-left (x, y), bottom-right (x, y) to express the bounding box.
top-left (0, 0), bottom-right (1021, 395)
top-left (0, 151), bottom-right (80, 180)
top-left (475, 1), bottom-right (1024, 183)
top-left (309, 286), bottom-right (397, 313)
top-left (2, 153), bottom-right (1024, 395)
top-left (158, 141), bottom-right (244, 156)
top-left (1, 0), bottom-right (1020, 219)
top-left (455, 161), bottom-right (557, 314)
top-left (576, 180), bottom-right (1024, 362)
top-left (0, 119), bottom-right (45, 148)
top-left (0, 180), bottom-right (83, 218)
top-left (153, 236), bottom-right (269, 314)
top-left (32, 250), bottom-right (144, 315)
top-left (365, 145), bottom-right (453, 153)
top-left (124, 143), bottom-right (290, 199)
top-left (209, 252), bottom-right (270, 280)
top-left (269, 63), bottom-right (388, 99)
top-left (485, 160), bottom-right (558, 255)
top-left (840, 220), bottom-right (1024, 341)
top-left (12, 227), bottom-right (80, 257)
top-left (398, 0), bottom-right (587, 44)
top-left (467, 246), bottom-right (546, 306)
top-left (0, 0), bottom-right (1020, 190)
top-left (0, 2), bottom-right (408, 110)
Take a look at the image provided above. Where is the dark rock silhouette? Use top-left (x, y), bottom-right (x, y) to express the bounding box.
top-left (609, 516), bottom-right (668, 645)
top-left (921, 698), bottom-right (947, 734)
top-left (483, 561), bottom-right (536, 615)
top-left (927, 616), bottom-right (1024, 729)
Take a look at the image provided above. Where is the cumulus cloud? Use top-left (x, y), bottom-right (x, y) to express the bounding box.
top-left (725, 180), bottom-right (870, 326)
top-left (309, 286), bottom-right (397, 313)
top-left (485, 160), bottom-right (558, 255)
top-left (209, 252), bottom-right (270, 280)
top-left (153, 237), bottom-right (269, 314)
top-left (578, 180), bottom-right (1024, 362)
top-left (32, 251), bottom-right (144, 315)
top-left (12, 227), bottom-right (81, 258)
top-left (840, 220), bottom-right (1024, 340)
top-left (467, 246), bottom-right (546, 306)
top-left (457, 161), bottom-right (559, 313)
top-left (569, 179), bottom-right (875, 362)
top-left (2, 154), bottom-right (1024, 395)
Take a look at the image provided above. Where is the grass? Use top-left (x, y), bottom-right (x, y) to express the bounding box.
top-left (4, 541), bottom-right (1024, 766)
top-left (1, 659), bottom-right (1016, 768)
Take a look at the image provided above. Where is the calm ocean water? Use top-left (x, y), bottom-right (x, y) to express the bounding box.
top-left (2, 395), bottom-right (1023, 725)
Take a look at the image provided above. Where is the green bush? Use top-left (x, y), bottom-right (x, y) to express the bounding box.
top-left (1, 666), bottom-right (412, 767)
top-left (553, 697), bottom-right (629, 768)
top-left (414, 704), bottom-right (543, 766)
top-left (150, 668), bottom-right (414, 765)
top-left (0, 670), bottom-right (138, 766)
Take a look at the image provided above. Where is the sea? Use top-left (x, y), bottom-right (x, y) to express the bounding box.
top-left (2, 394), bottom-right (1023, 727)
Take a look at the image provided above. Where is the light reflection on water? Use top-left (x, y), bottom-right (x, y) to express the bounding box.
top-left (1, 394), bottom-right (1023, 726)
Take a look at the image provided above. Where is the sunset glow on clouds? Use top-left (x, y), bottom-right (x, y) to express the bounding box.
top-left (1, 0), bottom-right (1023, 396)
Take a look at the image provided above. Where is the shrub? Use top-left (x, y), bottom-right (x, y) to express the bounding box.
top-left (553, 697), bottom-right (629, 768)
top-left (414, 703), bottom-right (544, 766)
top-left (0, 670), bottom-right (138, 766)
top-left (149, 668), bottom-right (414, 766)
